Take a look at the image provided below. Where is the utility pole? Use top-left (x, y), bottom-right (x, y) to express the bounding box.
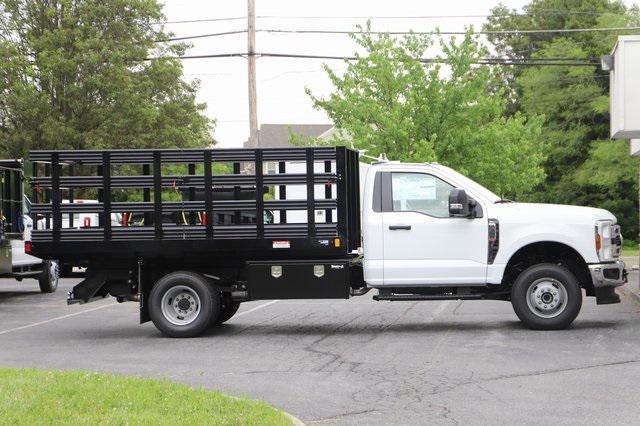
top-left (247, 0), bottom-right (258, 148)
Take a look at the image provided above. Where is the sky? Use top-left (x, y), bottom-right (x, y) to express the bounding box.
top-left (159, 0), bottom-right (635, 148)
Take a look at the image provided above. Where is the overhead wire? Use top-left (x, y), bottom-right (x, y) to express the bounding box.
top-left (257, 26), bottom-right (640, 36)
top-left (156, 9), bottom-right (632, 24)
top-left (146, 51), bottom-right (600, 66)
top-left (158, 26), bottom-right (640, 42)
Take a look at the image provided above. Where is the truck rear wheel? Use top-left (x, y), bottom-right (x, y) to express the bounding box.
top-left (149, 271), bottom-right (220, 338)
top-left (213, 294), bottom-right (241, 325)
top-left (38, 260), bottom-right (59, 293)
top-left (511, 263), bottom-right (582, 330)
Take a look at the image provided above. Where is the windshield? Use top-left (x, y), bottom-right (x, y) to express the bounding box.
top-left (435, 165), bottom-right (501, 203)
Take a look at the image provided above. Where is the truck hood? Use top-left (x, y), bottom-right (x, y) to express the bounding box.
top-left (490, 202), bottom-right (616, 224)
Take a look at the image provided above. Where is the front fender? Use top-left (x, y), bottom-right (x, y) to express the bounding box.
top-left (486, 225), bottom-right (596, 284)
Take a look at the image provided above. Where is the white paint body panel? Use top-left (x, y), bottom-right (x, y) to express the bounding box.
top-left (361, 162), bottom-right (616, 288)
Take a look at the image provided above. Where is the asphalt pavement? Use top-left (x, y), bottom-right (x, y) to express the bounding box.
top-left (1, 274), bottom-right (639, 425)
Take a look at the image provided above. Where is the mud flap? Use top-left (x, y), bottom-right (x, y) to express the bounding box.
top-left (67, 268), bottom-right (129, 304)
top-left (595, 286), bottom-right (621, 305)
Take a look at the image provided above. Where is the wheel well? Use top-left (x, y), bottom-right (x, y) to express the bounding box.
top-left (503, 242), bottom-right (592, 293)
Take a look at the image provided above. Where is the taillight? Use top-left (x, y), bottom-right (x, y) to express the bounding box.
top-left (83, 217), bottom-right (91, 227)
top-left (25, 241), bottom-right (32, 254)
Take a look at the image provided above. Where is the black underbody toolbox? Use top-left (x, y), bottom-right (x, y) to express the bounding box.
top-left (247, 259), bottom-right (351, 299)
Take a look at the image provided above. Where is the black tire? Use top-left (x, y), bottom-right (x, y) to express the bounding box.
top-left (213, 294), bottom-right (241, 325)
top-left (511, 263), bottom-right (582, 330)
top-left (149, 271), bottom-right (220, 338)
top-left (38, 260), bottom-right (59, 293)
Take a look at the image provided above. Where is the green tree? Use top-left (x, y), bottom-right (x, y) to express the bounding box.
top-left (0, 0), bottom-right (213, 159)
top-left (484, 0), bottom-right (640, 240)
top-left (306, 26), bottom-right (545, 196)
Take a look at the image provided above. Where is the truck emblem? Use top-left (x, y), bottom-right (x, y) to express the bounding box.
top-left (313, 265), bottom-right (325, 277)
top-left (271, 265), bottom-right (282, 278)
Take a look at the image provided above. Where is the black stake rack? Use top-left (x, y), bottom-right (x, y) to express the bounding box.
top-left (28, 147), bottom-right (361, 264)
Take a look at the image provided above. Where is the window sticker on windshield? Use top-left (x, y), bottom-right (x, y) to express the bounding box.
top-left (392, 174), bottom-right (436, 200)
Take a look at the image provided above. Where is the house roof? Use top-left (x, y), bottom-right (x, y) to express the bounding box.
top-left (244, 124), bottom-right (334, 148)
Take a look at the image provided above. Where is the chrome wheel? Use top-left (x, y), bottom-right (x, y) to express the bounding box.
top-left (526, 278), bottom-right (568, 319)
top-left (160, 285), bottom-right (201, 326)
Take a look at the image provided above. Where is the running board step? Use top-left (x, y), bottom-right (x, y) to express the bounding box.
top-left (374, 294), bottom-right (484, 301)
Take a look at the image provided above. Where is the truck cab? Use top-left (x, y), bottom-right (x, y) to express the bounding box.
top-left (362, 161), bottom-right (626, 328)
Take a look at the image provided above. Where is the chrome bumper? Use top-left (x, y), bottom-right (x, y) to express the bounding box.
top-left (588, 260), bottom-right (627, 288)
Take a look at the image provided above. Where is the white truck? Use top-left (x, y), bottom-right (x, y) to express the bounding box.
top-left (1, 160), bottom-right (58, 292)
top-left (361, 160), bottom-right (625, 329)
top-left (28, 147), bottom-right (626, 337)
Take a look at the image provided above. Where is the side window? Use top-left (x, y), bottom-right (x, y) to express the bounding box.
top-left (391, 173), bottom-right (455, 218)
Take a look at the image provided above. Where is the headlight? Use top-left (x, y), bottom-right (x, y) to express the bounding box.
top-left (595, 220), bottom-right (622, 261)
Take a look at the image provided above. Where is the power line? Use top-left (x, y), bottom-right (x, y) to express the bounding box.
top-left (156, 9), bottom-right (630, 24)
top-left (158, 16), bottom-right (246, 24)
top-left (161, 29), bottom-right (247, 42)
top-left (147, 51), bottom-right (600, 66)
top-left (258, 26), bottom-right (640, 36)
top-left (148, 53), bottom-right (247, 60)
top-left (161, 26), bottom-right (640, 42)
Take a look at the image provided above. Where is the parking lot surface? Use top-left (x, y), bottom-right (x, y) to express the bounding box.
top-left (1, 275), bottom-right (640, 425)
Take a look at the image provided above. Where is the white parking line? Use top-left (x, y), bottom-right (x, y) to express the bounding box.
top-left (234, 300), bottom-right (279, 318)
top-left (0, 302), bottom-right (116, 336)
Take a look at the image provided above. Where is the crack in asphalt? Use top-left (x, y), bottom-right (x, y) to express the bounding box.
top-left (300, 313), bottom-right (367, 373)
top-left (307, 408), bottom-right (379, 423)
top-left (430, 358), bottom-right (640, 396)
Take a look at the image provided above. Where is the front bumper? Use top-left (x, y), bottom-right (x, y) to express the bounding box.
top-left (588, 260), bottom-right (627, 288)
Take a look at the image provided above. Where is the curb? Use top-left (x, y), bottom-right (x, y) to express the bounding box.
top-left (283, 411), bottom-right (306, 426)
top-left (626, 287), bottom-right (640, 305)
top-left (620, 284), bottom-right (640, 305)
top-left (228, 395), bottom-right (304, 425)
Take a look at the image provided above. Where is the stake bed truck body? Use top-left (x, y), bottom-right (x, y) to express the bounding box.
top-left (28, 147), bottom-right (627, 337)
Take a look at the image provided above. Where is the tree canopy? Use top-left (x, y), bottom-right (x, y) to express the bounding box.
top-left (0, 0), bottom-right (213, 159)
top-left (305, 26), bottom-right (545, 196)
top-left (484, 0), bottom-right (640, 240)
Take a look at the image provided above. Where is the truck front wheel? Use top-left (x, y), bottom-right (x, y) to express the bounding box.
top-left (149, 271), bottom-right (220, 338)
top-left (511, 263), bottom-right (582, 330)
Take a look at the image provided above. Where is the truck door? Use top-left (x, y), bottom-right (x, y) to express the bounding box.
top-left (380, 172), bottom-right (488, 285)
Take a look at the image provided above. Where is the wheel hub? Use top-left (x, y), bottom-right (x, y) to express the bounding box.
top-left (160, 286), bottom-right (201, 326)
top-left (526, 278), bottom-right (568, 319)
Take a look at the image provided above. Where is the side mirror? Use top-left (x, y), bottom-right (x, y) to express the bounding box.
top-left (449, 189), bottom-right (471, 218)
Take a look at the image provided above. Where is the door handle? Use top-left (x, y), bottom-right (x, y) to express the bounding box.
top-left (389, 225), bottom-right (411, 230)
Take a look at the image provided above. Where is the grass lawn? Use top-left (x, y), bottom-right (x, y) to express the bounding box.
top-left (0, 368), bottom-right (292, 425)
top-left (621, 241), bottom-right (639, 258)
